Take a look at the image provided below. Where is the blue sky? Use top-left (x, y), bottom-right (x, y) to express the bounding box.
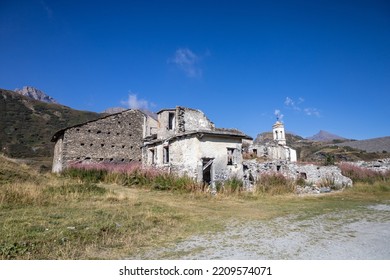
top-left (1, 0), bottom-right (389, 140)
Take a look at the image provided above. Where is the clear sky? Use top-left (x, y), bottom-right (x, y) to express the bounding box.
top-left (1, 0), bottom-right (389, 140)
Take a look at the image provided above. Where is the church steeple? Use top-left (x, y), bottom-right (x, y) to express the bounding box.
top-left (272, 120), bottom-right (286, 146)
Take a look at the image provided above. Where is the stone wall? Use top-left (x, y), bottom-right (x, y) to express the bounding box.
top-left (347, 158), bottom-right (390, 173)
top-left (52, 110), bottom-right (149, 172)
top-left (177, 107), bottom-right (215, 132)
top-left (243, 159), bottom-right (352, 191)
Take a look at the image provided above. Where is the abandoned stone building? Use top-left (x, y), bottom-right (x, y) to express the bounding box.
top-left (51, 109), bottom-right (158, 172)
top-left (51, 106), bottom-right (252, 187)
top-left (248, 120), bottom-right (297, 162)
top-left (143, 107), bottom-right (252, 185)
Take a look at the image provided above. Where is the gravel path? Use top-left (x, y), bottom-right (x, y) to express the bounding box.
top-left (135, 204), bottom-right (390, 260)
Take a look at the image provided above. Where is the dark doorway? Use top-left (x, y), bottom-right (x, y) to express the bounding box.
top-left (202, 158), bottom-right (213, 185)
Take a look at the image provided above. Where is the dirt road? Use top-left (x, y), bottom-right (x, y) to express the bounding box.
top-left (135, 203), bottom-right (390, 260)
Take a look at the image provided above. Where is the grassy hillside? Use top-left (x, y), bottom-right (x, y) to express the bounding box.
top-left (0, 88), bottom-right (103, 160)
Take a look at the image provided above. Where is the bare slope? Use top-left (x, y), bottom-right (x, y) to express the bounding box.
top-left (336, 137), bottom-right (390, 153)
top-left (0, 88), bottom-right (103, 159)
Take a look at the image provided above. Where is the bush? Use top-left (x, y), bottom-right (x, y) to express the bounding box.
top-left (61, 163), bottom-right (202, 193)
top-left (339, 163), bottom-right (390, 184)
top-left (219, 177), bottom-right (243, 194)
top-left (255, 172), bottom-right (296, 195)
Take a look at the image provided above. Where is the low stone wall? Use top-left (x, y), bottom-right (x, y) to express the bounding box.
top-left (347, 158), bottom-right (390, 173)
top-left (243, 160), bottom-right (353, 192)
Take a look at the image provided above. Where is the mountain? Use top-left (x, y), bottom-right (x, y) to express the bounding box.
top-left (307, 130), bottom-right (347, 142)
top-left (336, 137), bottom-right (390, 153)
top-left (14, 86), bottom-right (58, 104)
top-left (0, 88), bottom-right (102, 159)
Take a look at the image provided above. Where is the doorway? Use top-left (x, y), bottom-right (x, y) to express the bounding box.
top-left (202, 158), bottom-right (213, 185)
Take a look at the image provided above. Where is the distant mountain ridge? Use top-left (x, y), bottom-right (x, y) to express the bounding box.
top-left (14, 86), bottom-right (58, 104)
top-left (0, 88), bottom-right (102, 158)
top-left (336, 137), bottom-right (390, 153)
top-left (307, 130), bottom-right (347, 142)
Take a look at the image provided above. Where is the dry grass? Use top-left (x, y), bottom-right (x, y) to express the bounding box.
top-left (1, 155), bottom-right (390, 259)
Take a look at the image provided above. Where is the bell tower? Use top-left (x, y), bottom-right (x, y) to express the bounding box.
top-left (272, 119), bottom-right (286, 146)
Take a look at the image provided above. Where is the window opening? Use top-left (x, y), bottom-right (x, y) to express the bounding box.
top-left (150, 149), bottom-right (155, 164)
top-left (168, 112), bottom-right (175, 130)
top-left (227, 148), bottom-right (235, 165)
top-left (163, 146), bottom-right (170, 164)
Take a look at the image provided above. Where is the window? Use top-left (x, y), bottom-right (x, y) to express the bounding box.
top-left (227, 148), bottom-right (235, 165)
top-left (150, 149), bottom-right (155, 164)
top-left (168, 112), bottom-right (175, 130)
top-left (163, 146), bottom-right (170, 164)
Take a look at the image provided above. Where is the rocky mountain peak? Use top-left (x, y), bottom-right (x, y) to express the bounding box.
top-left (307, 130), bottom-right (346, 142)
top-left (14, 86), bottom-right (58, 104)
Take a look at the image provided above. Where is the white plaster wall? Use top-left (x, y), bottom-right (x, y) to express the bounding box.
top-left (198, 136), bottom-right (243, 181)
top-left (149, 135), bottom-right (244, 183)
top-left (289, 148), bottom-right (297, 162)
top-left (157, 110), bottom-right (176, 139)
top-left (183, 109), bottom-right (214, 131)
top-left (52, 135), bottom-right (64, 173)
top-left (144, 115), bottom-right (158, 137)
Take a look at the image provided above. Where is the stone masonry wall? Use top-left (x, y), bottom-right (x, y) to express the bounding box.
top-left (60, 110), bottom-right (145, 169)
top-left (178, 107), bottom-right (215, 132)
top-left (243, 159), bottom-right (353, 192)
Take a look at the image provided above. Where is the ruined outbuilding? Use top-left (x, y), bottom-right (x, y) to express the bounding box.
top-left (143, 106), bottom-right (252, 186)
top-left (51, 109), bottom-right (157, 172)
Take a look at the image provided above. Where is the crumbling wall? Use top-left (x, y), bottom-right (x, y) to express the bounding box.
top-left (243, 160), bottom-right (352, 191)
top-left (177, 107), bottom-right (215, 132)
top-left (56, 110), bottom-right (145, 171)
top-left (348, 158), bottom-right (390, 173)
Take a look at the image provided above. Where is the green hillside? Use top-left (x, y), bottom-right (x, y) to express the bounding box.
top-left (0, 89), bottom-right (103, 159)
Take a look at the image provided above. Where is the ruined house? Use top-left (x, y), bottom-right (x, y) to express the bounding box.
top-left (249, 120), bottom-right (297, 162)
top-left (143, 106), bottom-right (252, 185)
top-left (51, 106), bottom-right (252, 187)
top-left (51, 109), bottom-right (157, 172)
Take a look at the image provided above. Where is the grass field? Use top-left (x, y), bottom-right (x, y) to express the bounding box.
top-left (1, 155), bottom-right (389, 259)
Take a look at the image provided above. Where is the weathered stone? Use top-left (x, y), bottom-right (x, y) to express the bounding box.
top-left (144, 106), bottom-right (252, 186)
top-left (51, 109), bottom-right (157, 172)
top-left (243, 159), bottom-right (353, 192)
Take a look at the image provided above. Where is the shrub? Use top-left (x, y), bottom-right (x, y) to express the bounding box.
top-left (61, 163), bottom-right (202, 193)
top-left (339, 163), bottom-right (390, 184)
top-left (255, 172), bottom-right (296, 195)
top-left (219, 177), bottom-right (243, 194)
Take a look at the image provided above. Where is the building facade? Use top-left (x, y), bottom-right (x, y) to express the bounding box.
top-left (51, 109), bottom-right (157, 172)
top-left (249, 120), bottom-right (297, 162)
top-left (143, 107), bottom-right (252, 185)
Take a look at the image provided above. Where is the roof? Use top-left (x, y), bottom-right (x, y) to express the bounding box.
top-left (51, 109), bottom-right (150, 142)
top-left (144, 129), bottom-right (252, 146)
